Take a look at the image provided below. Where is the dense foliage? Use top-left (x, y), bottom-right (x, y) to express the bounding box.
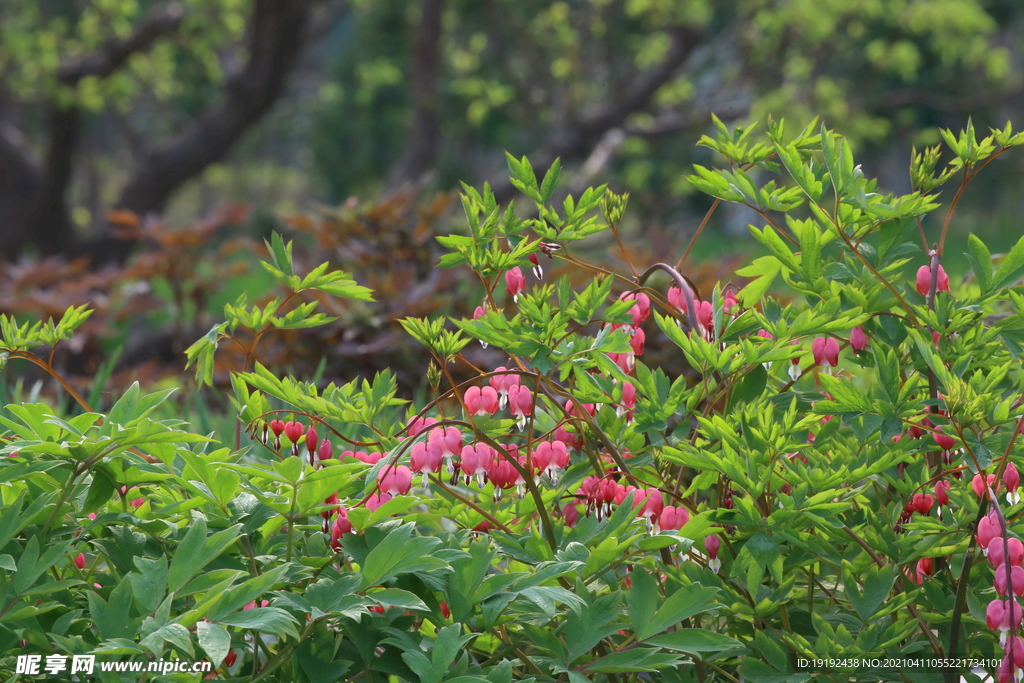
top-left (5, 117), bottom-right (1024, 683)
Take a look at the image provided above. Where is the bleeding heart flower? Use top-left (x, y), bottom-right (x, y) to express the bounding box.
top-left (465, 386), bottom-right (499, 416)
top-left (406, 415), bottom-right (437, 438)
top-left (440, 601), bottom-right (451, 619)
top-left (723, 289), bottom-right (738, 314)
top-left (935, 479), bottom-right (951, 507)
top-left (629, 327), bottom-right (646, 357)
top-left (619, 292), bottom-right (651, 323)
top-left (224, 649), bottom-right (237, 668)
top-left (811, 337), bottom-right (840, 368)
top-left (990, 538), bottom-right (1024, 569)
top-left (378, 465), bottom-right (413, 496)
top-left (667, 286), bottom-right (689, 312)
top-left (617, 381), bottom-right (637, 422)
top-left (528, 253), bottom-right (543, 279)
top-left (330, 509), bottom-right (352, 551)
top-left (269, 420), bottom-right (285, 437)
top-left (562, 503), bottom-right (580, 527)
top-left (705, 534), bottom-right (722, 574)
top-left (850, 326), bottom-right (867, 352)
top-left (1007, 636), bottom-right (1024, 669)
top-left (318, 439), bottom-right (333, 461)
top-left (410, 441), bottom-right (443, 489)
top-left (934, 431), bottom-right (957, 451)
top-left (911, 493), bottom-right (934, 516)
top-left (974, 473), bottom-right (999, 499)
top-left (505, 267), bottom-right (526, 301)
top-left (365, 493), bottom-right (391, 512)
top-left (916, 264), bottom-right (950, 296)
top-left (657, 506), bottom-right (690, 532)
top-left (1007, 463), bottom-right (1021, 505)
top-left (284, 421), bottom-right (305, 444)
top-left (74, 553), bottom-right (85, 570)
top-left (996, 565), bottom-right (1024, 597)
top-left (554, 425), bottom-right (583, 450)
top-left (243, 600), bottom-right (270, 610)
top-left (305, 425), bottom-right (319, 456)
top-left (460, 443), bottom-right (494, 486)
top-left (508, 385), bottom-right (533, 429)
top-left (979, 515), bottom-right (1000, 552)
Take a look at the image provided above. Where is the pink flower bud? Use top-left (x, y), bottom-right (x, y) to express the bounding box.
top-left (916, 264), bottom-right (950, 296)
top-left (269, 420), bottom-right (285, 437)
top-left (465, 386), bottom-right (500, 416)
top-left (1007, 463), bottom-right (1021, 493)
top-left (990, 599), bottom-right (1008, 631)
top-left (305, 426), bottom-right (319, 455)
top-left (619, 292), bottom-right (651, 322)
top-left (850, 326), bottom-right (867, 352)
top-left (318, 439), bottom-right (333, 461)
top-left (934, 431), bottom-right (956, 451)
top-left (629, 327), bottom-right (646, 356)
top-left (705, 534), bottom-right (720, 559)
top-left (74, 553), bottom-right (85, 570)
top-left (934, 479), bottom-right (950, 506)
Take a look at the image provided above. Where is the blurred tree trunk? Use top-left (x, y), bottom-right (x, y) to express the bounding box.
top-left (0, 0), bottom-right (344, 264)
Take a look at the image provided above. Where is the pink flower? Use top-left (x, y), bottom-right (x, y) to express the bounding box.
top-left (244, 600), bottom-right (270, 610)
top-left (505, 267), bottom-right (526, 300)
top-left (473, 305), bottom-right (486, 320)
top-left (850, 326), bottom-right (867, 352)
top-left (1008, 463), bottom-right (1021, 505)
top-left (465, 386), bottom-right (499, 416)
top-left (979, 515), bottom-right (1000, 551)
top-left (934, 431), bottom-right (957, 452)
top-left (619, 292), bottom-right (651, 323)
top-left (378, 465), bottom-right (413, 496)
top-left (305, 426), bottom-right (319, 456)
top-left (406, 415), bottom-right (437, 438)
top-left (1007, 636), bottom-right (1024, 669)
top-left (695, 300), bottom-right (714, 333)
top-left (657, 506), bottom-right (690, 532)
top-left (508, 385), bottom-right (533, 428)
top-left (330, 508), bottom-right (352, 551)
top-left (629, 327), bottom-right (646, 357)
top-left (562, 503), bottom-right (580, 527)
top-left (911, 493), bottom-right (934, 516)
top-left (318, 439), bottom-right (333, 461)
top-left (460, 443), bottom-right (494, 486)
top-left (608, 352), bottom-right (634, 374)
top-left (990, 538), bottom-right (1024, 569)
top-left (410, 441), bottom-right (443, 488)
top-left (916, 264), bottom-right (950, 296)
top-left (74, 553), bottom-right (85, 570)
top-left (489, 368), bottom-right (518, 409)
top-left (365, 493), bottom-right (391, 512)
top-left (617, 381), bottom-right (637, 422)
top-left (974, 473), bottom-right (998, 499)
top-left (989, 599), bottom-right (1007, 631)
top-left (756, 329), bottom-right (773, 339)
top-left (554, 425), bottom-right (583, 450)
top-left (996, 565), bottom-right (1024, 597)
top-left (935, 479), bottom-right (951, 506)
top-left (723, 290), bottom-right (738, 314)
top-left (269, 420), bottom-right (285, 437)
top-left (284, 421), bottom-right (305, 444)
top-left (667, 286), bottom-right (688, 312)
top-left (705, 534), bottom-right (722, 573)
top-left (321, 493), bottom-right (340, 520)
top-left (811, 337), bottom-right (840, 367)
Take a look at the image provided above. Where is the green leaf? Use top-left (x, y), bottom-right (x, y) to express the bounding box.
top-left (628, 569), bottom-right (659, 638)
top-left (646, 629), bottom-right (742, 655)
top-left (636, 584), bottom-right (719, 641)
top-left (197, 621), bottom-right (232, 667)
top-left (845, 564), bottom-right (895, 621)
top-left (359, 523), bottom-right (446, 589)
top-left (992, 233), bottom-right (1024, 291)
top-left (167, 517), bottom-right (242, 594)
top-left (87, 580), bottom-right (136, 640)
top-left (217, 607), bottom-right (301, 639)
top-left (967, 234), bottom-right (993, 293)
top-left (129, 555), bottom-right (168, 615)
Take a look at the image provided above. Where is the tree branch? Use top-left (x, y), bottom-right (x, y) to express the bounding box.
top-left (491, 24), bottom-right (706, 202)
top-left (89, 0), bottom-right (344, 265)
top-left (57, 3), bottom-right (186, 84)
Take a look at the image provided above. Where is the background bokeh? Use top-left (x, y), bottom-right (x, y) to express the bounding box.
top-left (1, 0), bottom-right (1022, 406)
